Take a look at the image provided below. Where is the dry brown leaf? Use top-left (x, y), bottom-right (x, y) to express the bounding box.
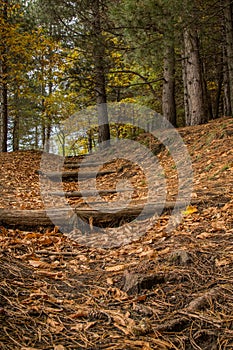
top-left (211, 221), bottom-right (226, 231)
top-left (139, 248), bottom-right (156, 258)
top-left (196, 232), bottom-right (212, 239)
top-left (158, 247), bottom-right (170, 255)
top-left (70, 309), bottom-right (90, 318)
top-left (105, 264), bottom-right (127, 272)
top-left (33, 270), bottom-right (64, 279)
top-left (47, 317), bottom-right (64, 334)
top-left (29, 259), bottom-right (59, 269)
top-left (53, 345), bottom-right (66, 350)
top-left (215, 258), bottom-right (231, 267)
top-left (71, 321), bottom-right (96, 331)
top-left (106, 277), bottom-right (114, 285)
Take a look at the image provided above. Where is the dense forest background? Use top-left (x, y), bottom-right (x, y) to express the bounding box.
top-left (1, 0), bottom-right (233, 154)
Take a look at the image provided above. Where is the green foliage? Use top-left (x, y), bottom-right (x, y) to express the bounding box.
top-left (0, 0), bottom-right (230, 151)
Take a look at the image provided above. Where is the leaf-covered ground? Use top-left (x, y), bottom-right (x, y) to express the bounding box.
top-left (0, 117), bottom-right (233, 349)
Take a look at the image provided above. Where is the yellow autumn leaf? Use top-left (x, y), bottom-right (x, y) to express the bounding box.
top-left (182, 205), bottom-right (198, 216)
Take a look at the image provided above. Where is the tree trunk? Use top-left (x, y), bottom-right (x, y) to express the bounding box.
top-left (35, 125), bottom-right (39, 149)
top-left (44, 48), bottom-right (53, 153)
top-left (0, 200), bottom-right (200, 229)
top-left (1, 78), bottom-right (8, 152)
top-left (183, 28), bottom-right (206, 125)
top-left (162, 41), bottom-right (176, 126)
top-left (13, 114), bottom-right (20, 151)
top-left (223, 45), bottom-right (232, 116)
top-left (214, 53), bottom-right (223, 119)
top-left (182, 50), bottom-right (190, 125)
top-left (223, 0), bottom-right (233, 114)
top-left (13, 88), bottom-right (20, 151)
top-left (0, 0), bottom-right (8, 152)
top-left (92, 0), bottom-right (110, 148)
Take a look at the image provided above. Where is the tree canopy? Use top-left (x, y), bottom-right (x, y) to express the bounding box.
top-left (0, 0), bottom-right (233, 153)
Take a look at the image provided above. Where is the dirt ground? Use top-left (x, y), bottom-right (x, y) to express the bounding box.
top-left (0, 117), bottom-right (233, 349)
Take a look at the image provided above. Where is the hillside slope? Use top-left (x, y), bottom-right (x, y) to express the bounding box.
top-left (0, 117), bottom-right (233, 349)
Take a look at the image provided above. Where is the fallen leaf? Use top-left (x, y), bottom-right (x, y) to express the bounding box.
top-left (70, 309), bottom-right (90, 318)
top-left (106, 277), bottom-right (114, 285)
top-left (54, 345), bottom-right (66, 350)
top-left (215, 258), bottom-right (230, 267)
top-left (196, 232), bottom-right (212, 239)
top-left (182, 205), bottom-right (198, 216)
top-left (47, 317), bottom-right (64, 334)
top-left (71, 321), bottom-right (96, 331)
top-left (105, 264), bottom-right (127, 272)
top-left (211, 221), bottom-right (226, 231)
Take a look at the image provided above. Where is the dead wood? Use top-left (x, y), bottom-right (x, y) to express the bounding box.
top-left (122, 271), bottom-right (165, 294)
top-left (0, 201), bottom-right (200, 229)
top-left (37, 169), bottom-right (115, 181)
top-left (64, 162), bottom-right (104, 169)
top-left (185, 286), bottom-right (222, 312)
top-left (155, 286), bottom-right (224, 333)
top-left (49, 189), bottom-right (133, 197)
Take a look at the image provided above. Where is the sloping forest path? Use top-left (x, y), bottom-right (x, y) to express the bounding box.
top-left (0, 117), bottom-right (233, 349)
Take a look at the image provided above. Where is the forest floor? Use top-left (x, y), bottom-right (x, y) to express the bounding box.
top-left (0, 117), bottom-right (233, 349)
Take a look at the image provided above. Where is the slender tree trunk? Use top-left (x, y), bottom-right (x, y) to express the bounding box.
top-left (183, 28), bottom-right (206, 125)
top-left (41, 97), bottom-right (46, 148)
top-left (223, 45), bottom-right (232, 115)
top-left (162, 41), bottom-right (176, 126)
top-left (1, 78), bottom-right (8, 152)
top-left (92, 0), bottom-right (110, 148)
top-left (214, 53), bottom-right (223, 119)
top-left (44, 79), bottom-right (53, 153)
top-left (13, 88), bottom-right (20, 151)
top-left (35, 125), bottom-right (39, 149)
top-left (182, 50), bottom-right (190, 125)
top-left (223, 0), bottom-right (233, 114)
top-left (13, 114), bottom-right (20, 151)
top-left (0, 0), bottom-right (8, 152)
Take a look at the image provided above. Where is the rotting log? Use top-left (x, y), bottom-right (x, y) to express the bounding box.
top-left (0, 200), bottom-right (200, 230)
top-left (49, 189), bottom-right (133, 197)
top-left (37, 169), bottom-right (115, 181)
top-left (0, 208), bottom-right (73, 228)
top-left (64, 162), bottom-right (106, 169)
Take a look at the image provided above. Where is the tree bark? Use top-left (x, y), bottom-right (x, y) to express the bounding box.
top-left (223, 0), bottom-right (233, 114)
top-left (37, 169), bottom-right (115, 181)
top-left (214, 53), bottom-right (223, 119)
top-left (183, 28), bottom-right (206, 125)
top-left (0, 200), bottom-right (200, 229)
top-left (0, 0), bottom-right (8, 152)
top-left (13, 89), bottom-right (20, 151)
top-left (49, 189), bottom-right (132, 197)
top-left (162, 41), bottom-right (176, 126)
top-left (92, 0), bottom-right (110, 148)
top-left (223, 45), bottom-right (232, 115)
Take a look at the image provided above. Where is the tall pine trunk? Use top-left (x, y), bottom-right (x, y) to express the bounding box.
top-left (223, 0), bottom-right (233, 115)
top-left (92, 0), bottom-right (110, 148)
top-left (182, 28), bottom-right (206, 125)
top-left (13, 87), bottom-right (20, 151)
top-left (13, 113), bottom-right (20, 151)
top-left (0, 0), bottom-right (8, 152)
top-left (162, 41), bottom-right (176, 126)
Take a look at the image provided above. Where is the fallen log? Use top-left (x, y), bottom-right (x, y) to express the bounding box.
top-left (37, 169), bottom-right (115, 181)
top-left (0, 208), bottom-right (73, 228)
top-left (0, 200), bottom-right (199, 230)
top-left (49, 189), bottom-right (133, 197)
top-left (64, 162), bottom-right (106, 169)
